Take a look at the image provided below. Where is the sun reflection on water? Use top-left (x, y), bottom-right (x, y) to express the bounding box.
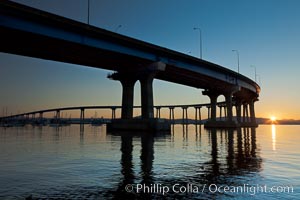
top-left (272, 124), bottom-right (276, 151)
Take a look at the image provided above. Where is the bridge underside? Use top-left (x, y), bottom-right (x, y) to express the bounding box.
top-left (1, 27), bottom-right (253, 96)
top-left (0, 1), bottom-right (260, 131)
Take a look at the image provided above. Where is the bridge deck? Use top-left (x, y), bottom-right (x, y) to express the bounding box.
top-left (0, 1), bottom-right (260, 99)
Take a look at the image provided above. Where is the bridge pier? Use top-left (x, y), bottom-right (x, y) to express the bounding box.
top-left (218, 105), bottom-right (222, 121)
top-left (80, 108), bottom-right (85, 124)
top-left (218, 105), bottom-right (225, 121)
top-left (249, 99), bottom-right (256, 125)
top-left (181, 106), bottom-right (189, 124)
top-left (225, 93), bottom-right (233, 122)
top-left (235, 99), bottom-right (242, 124)
top-left (222, 88), bottom-right (240, 128)
top-left (241, 98), bottom-right (258, 127)
top-left (55, 110), bottom-right (60, 124)
top-left (203, 87), bottom-right (240, 128)
top-left (119, 75), bottom-right (137, 119)
top-left (140, 71), bottom-right (155, 119)
top-left (37, 112), bottom-right (44, 125)
top-left (39, 112), bottom-right (43, 120)
top-left (169, 107), bottom-right (175, 123)
top-left (243, 102), bottom-right (249, 123)
top-left (203, 90), bottom-right (221, 128)
top-left (111, 107), bottom-right (116, 119)
top-left (107, 62), bottom-right (170, 132)
top-left (203, 90), bottom-right (219, 122)
top-left (195, 106), bottom-right (202, 124)
top-left (155, 107), bottom-right (161, 118)
top-left (207, 106), bottom-right (211, 120)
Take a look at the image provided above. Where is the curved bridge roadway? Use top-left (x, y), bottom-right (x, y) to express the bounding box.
top-left (0, 1), bottom-right (260, 128)
top-left (0, 102), bottom-right (253, 126)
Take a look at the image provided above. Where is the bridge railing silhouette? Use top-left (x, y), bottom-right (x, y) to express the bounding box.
top-left (0, 101), bottom-right (254, 127)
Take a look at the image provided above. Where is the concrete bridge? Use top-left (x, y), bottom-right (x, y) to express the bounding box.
top-left (1, 102), bottom-right (255, 127)
top-left (0, 1), bottom-right (260, 130)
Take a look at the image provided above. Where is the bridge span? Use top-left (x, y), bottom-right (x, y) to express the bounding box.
top-left (1, 102), bottom-right (255, 127)
top-left (0, 1), bottom-right (260, 130)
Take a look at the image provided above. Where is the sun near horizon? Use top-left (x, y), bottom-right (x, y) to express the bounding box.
top-left (271, 116), bottom-right (277, 123)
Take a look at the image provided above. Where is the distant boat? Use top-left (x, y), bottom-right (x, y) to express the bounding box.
top-left (91, 118), bottom-right (105, 126)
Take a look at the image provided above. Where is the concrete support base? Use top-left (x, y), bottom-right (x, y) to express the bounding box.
top-left (204, 120), bottom-right (240, 129)
top-left (107, 118), bottom-right (171, 133)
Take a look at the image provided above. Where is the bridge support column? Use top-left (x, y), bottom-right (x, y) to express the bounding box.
top-left (249, 98), bottom-right (258, 127)
top-left (140, 72), bottom-right (156, 119)
top-left (169, 107), bottom-right (175, 123)
top-left (80, 108), bottom-right (85, 124)
top-left (38, 112), bottom-right (44, 125)
top-left (121, 78), bottom-right (137, 119)
top-left (156, 107), bottom-right (161, 118)
top-left (203, 90), bottom-right (224, 128)
top-left (222, 87), bottom-right (240, 128)
top-left (218, 105), bottom-right (223, 121)
top-left (39, 112), bottom-right (43, 120)
top-left (203, 87), bottom-right (240, 128)
top-left (235, 99), bottom-right (242, 124)
top-left (181, 106), bottom-right (188, 124)
top-left (195, 106), bottom-right (202, 124)
top-left (108, 72), bottom-right (137, 119)
top-left (55, 110), bottom-right (60, 124)
top-left (225, 93), bottom-right (233, 122)
top-left (107, 62), bottom-right (170, 132)
top-left (207, 106), bottom-right (211, 119)
top-left (203, 90), bottom-right (219, 122)
top-left (111, 107), bottom-right (116, 119)
top-left (243, 103), bottom-right (249, 123)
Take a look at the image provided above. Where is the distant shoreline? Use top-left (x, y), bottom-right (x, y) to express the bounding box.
top-left (259, 123), bottom-right (300, 125)
top-left (257, 118), bottom-right (300, 125)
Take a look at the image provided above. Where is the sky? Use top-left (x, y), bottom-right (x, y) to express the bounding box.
top-left (1, 0), bottom-right (300, 119)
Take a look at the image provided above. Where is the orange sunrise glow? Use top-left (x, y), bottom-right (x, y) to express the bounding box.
top-left (271, 116), bottom-right (277, 123)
